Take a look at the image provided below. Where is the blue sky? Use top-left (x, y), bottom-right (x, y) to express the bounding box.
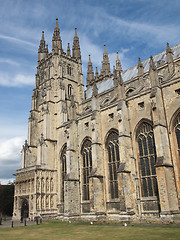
top-left (0, 0), bottom-right (180, 183)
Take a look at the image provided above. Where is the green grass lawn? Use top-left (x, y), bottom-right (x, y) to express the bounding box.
top-left (0, 220), bottom-right (180, 240)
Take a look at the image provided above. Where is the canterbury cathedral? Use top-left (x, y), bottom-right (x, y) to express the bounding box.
top-left (13, 19), bottom-right (180, 222)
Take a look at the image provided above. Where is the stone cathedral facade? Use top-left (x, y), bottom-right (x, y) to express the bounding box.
top-left (13, 19), bottom-right (180, 222)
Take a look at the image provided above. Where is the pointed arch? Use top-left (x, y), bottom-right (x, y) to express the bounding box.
top-left (104, 128), bottom-right (119, 145)
top-left (105, 128), bottom-right (120, 199)
top-left (81, 137), bottom-right (92, 201)
top-left (169, 107), bottom-right (180, 133)
top-left (134, 118), bottom-right (153, 139)
top-left (170, 108), bottom-right (180, 158)
top-left (125, 87), bottom-right (135, 97)
top-left (80, 136), bottom-right (92, 152)
top-left (60, 143), bottom-right (67, 202)
top-left (136, 121), bottom-right (158, 197)
top-left (21, 199), bottom-right (29, 219)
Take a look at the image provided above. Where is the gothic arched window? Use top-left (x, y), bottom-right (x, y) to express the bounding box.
top-left (136, 122), bottom-right (158, 197)
top-left (81, 139), bottom-right (92, 200)
top-left (68, 84), bottom-right (72, 98)
top-left (106, 131), bottom-right (120, 199)
top-left (60, 144), bottom-right (67, 202)
top-left (174, 112), bottom-right (180, 157)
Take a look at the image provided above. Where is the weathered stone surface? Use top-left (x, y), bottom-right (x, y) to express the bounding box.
top-left (13, 19), bottom-right (180, 222)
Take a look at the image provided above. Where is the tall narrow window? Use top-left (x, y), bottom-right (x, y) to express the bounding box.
top-left (68, 84), bottom-right (72, 98)
top-left (67, 65), bottom-right (72, 75)
top-left (60, 144), bottom-right (67, 202)
top-left (106, 131), bottom-right (120, 199)
top-left (136, 122), bottom-right (158, 197)
top-left (174, 112), bottom-right (180, 157)
top-left (81, 139), bottom-right (92, 200)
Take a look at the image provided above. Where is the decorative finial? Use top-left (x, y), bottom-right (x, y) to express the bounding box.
top-left (56, 18), bottom-right (58, 27)
top-left (42, 31), bottom-right (44, 40)
top-left (116, 52), bottom-right (122, 72)
top-left (67, 43), bottom-right (71, 56)
top-left (138, 57), bottom-right (143, 67)
top-left (166, 42), bottom-right (172, 54)
top-left (104, 44), bottom-right (107, 53)
top-left (150, 56), bottom-right (156, 71)
top-left (116, 52), bottom-right (120, 60)
top-left (75, 28), bottom-right (77, 36)
top-left (89, 54), bottom-right (91, 62)
top-left (113, 65), bottom-right (115, 74)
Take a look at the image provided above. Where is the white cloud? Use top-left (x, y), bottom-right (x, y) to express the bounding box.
top-left (0, 72), bottom-right (34, 87)
top-left (0, 178), bottom-right (15, 185)
top-left (0, 137), bottom-right (24, 162)
top-left (0, 137), bottom-right (24, 179)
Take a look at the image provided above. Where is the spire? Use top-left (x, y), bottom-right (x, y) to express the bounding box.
top-left (166, 42), bottom-right (173, 64)
top-left (100, 44), bottom-right (110, 76)
top-left (41, 31), bottom-right (45, 41)
top-left (137, 57), bottom-right (144, 76)
top-left (149, 56), bottom-right (159, 87)
top-left (72, 28), bottom-right (81, 60)
top-left (149, 56), bottom-right (156, 71)
top-left (86, 55), bottom-right (94, 87)
top-left (67, 43), bottom-right (71, 57)
top-left (166, 42), bottom-right (172, 54)
top-left (104, 44), bottom-right (107, 53)
top-left (95, 67), bottom-right (99, 80)
top-left (38, 31), bottom-right (48, 61)
top-left (113, 66), bottom-right (116, 78)
top-left (52, 18), bottom-right (62, 54)
top-left (116, 52), bottom-right (122, 72)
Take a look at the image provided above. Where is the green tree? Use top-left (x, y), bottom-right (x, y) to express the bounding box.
top-left (0, 182), bottom-right (14, 216)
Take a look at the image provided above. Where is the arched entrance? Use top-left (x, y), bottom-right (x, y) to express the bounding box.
top-left (21, 199), bottom-right (29, 219)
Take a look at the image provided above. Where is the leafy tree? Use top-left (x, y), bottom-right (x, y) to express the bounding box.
top-left (0, 182), bottom-right (14, 216)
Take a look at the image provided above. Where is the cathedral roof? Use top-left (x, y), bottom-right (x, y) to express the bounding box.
top-left (86, 78), bottom-right (114, 99)
top-left (85, 43), bottom-right (180, 99)
top-left (122, 43), bottom-right (180, 82)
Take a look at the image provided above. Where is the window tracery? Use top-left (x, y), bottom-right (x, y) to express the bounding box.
top-left (174, 112), bottom-right (180, 157)
top-left (81, 139), bottom-right (92, 200)
top-left (136, 122), bottom-right (158, 197)
top-left (60, 145), bottom-right (67, 202)
top-left (106, 131), bottom-right (120, 199)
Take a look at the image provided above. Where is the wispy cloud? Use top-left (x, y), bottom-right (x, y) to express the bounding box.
top-left (0, 58), bottom-right (20, 66)
top-left (0, 34), bottom-right (37, 47)
top-left (0, 72), bottom-right (34, 87)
